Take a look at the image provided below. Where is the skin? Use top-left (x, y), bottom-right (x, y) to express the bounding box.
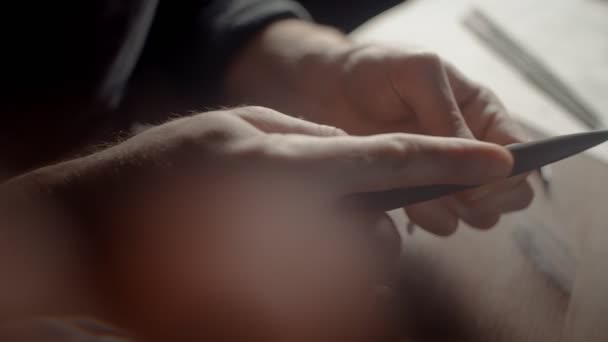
top-left (0, 17), bottom-right (533, 342)
top-left (225, 19), bottom-right (534, 235)
top-left (0, 107), bottom-right (514, 340)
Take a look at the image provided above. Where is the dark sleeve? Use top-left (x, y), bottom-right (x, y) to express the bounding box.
top-left (136, 0), bottom-right (311, 87)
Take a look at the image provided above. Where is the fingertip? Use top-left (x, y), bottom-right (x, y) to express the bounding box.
top-left (449, 197), bottom-right (501, 229)
top-left (469, 214), bottom-right (501, 230)
top-left (405, 202), bottom-right (459, 237)
top-left (483, 142), bottom-right (514, 178)
top-left (464, 141), bottom-right (513, 182)
top-left (432, 219), bottom-right (459, 236)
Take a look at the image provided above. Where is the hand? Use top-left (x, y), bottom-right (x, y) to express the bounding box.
top-left (98, 107), bottom-right (513, 341)
top-left (3, 106), bottom-right (513, 340)
top-left (225, 21), bottom-right (534, 235)
top-left (325, 44), bottom-right (535, 235)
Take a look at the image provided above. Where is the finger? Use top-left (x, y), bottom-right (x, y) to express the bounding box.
top-left (478, 94), bottom-right (529, 145)
top-left (447, 199), bottom-right (503, 230)
top-left (405, 200), bottom-right (459, 236)
top-left (460, 212), bottom-right (501, 230)
top-left (461, 180), bottom-right (534, 215)
top-left (447, 180), bottom-right (534, 229)
top-left (456, 173), bottom-right (529, 204)
top-left (234, 106), bottom-right (347, 136)
top-left (465, 89), bottom-right (526, 145)
top-left (265, 133), bottom-right (513, 193)
top-left (391, 53), bottom-right (473, 138)
top-left (445, 66), bottom-right (528, 144)
top-left (445, 60), bottom-right (483, 107)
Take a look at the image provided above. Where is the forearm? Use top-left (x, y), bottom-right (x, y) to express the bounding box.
top-left (223, 19), bottom-right (352, 122)
top-left (0, 119), bottom-right (218, 324)
top-left (0, 162), bottom-right (97, 322)
top-left (0, 143), bottom-right (134, 323)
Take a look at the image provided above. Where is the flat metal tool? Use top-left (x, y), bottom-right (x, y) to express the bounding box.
top-left (349, 130), bottom-right (608, 211)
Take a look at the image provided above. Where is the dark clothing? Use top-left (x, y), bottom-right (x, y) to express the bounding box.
top-left (1, 0), bottom-right (309, 173)
top-left (298, 0), bottom-right (403, 32)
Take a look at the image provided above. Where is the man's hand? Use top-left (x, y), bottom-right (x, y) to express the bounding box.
top-left (91, 107), bottom-right (512, 340)
top-left (327, 44), bottom-right (535, 235)
top-left (225, 20), bottom-right (534, 235)
top-left (2, 106), bottom-right (513, 340)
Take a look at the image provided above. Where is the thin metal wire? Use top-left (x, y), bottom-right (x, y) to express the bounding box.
top-left (462, 8), bottom-right (602, 129)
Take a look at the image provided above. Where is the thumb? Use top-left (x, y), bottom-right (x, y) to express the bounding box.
top-left (270, 133), bottom-right (512, 194)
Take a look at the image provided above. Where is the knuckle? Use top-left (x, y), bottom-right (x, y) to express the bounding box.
top-left (191, 110), bottom-right (225, 123)
top-left (377, 135), bottom-right (415, 169)
top-left (407, 51), bottom-right (443, 70)
top-left (479, 86), bottom-right (496, 99)
top-left (382, 136), bottom-right (408, 155)
top-left (170, 111), bottom-right (251, 154)
top-left (231, 134), bottom-right (277, 159)
top-left (233, 105), bottom-right (276, 119)
top-left (478, 86), bottom-right (503, 106)
top-left (344, 44), bottom-right (394, 66)
top-left (334, 127), bottom-right (348, 136)
top-left (419, 51), bottom-right (443, 64)
top-left (173, 113), bottom-right (234, 148)
top-left (178, 129), bottom-right (232, 157)
top-left (318, 125), bottom-right (347, 137)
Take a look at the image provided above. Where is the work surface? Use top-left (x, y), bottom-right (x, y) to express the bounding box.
top-left (351, 1), bottom-right (608, 341)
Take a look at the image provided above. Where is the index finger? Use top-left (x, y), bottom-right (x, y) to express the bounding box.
top-left (264, 133), bottom-right (513, 194)
top-left (391, 52), bottom-right (474, 138)
top-left (446, 63), bottom-right (528, 145)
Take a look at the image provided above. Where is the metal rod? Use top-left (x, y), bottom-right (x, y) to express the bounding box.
top-left (347, 130), bottom-right (608, 211)
top-left (462, 8), bottom-right (602, 129)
